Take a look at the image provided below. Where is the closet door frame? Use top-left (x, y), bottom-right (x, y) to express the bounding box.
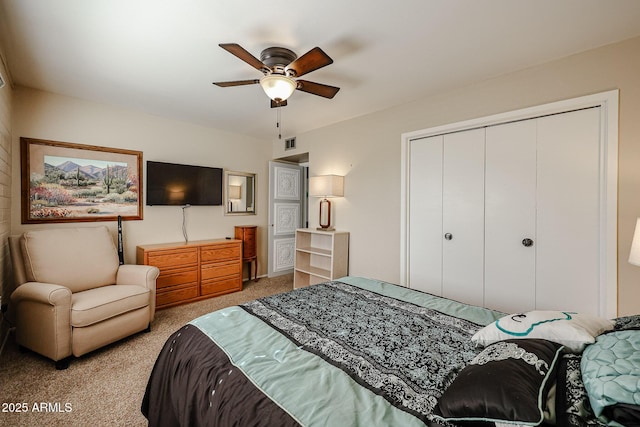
top-left (400, 90), bottom-right (619, 318)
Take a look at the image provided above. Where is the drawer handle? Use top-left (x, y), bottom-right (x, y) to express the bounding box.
top-left (444, 233), bottom-right (453, 241)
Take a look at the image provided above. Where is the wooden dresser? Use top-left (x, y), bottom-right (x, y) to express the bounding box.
top-left (136, 239), bottom-right (242, 309)
top-left (234, 225), bottom-right (258, 281)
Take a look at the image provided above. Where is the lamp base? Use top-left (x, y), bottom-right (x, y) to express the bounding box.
top-left (318, 198), bottom-right (333, 230)
top-left (316, 226), bottom-right (335, 232)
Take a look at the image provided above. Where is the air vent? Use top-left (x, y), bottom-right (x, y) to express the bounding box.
top-left (285, 137), bottom-right (296, 151)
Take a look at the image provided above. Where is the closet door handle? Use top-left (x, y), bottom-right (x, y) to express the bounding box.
top-left (522, 238), bottom-right (534, 247)
top-left (444, 233), bottom-right (453, 241)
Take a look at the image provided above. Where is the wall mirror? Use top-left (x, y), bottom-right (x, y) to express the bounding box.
top-left (224, 170), bottom-right (256, 215)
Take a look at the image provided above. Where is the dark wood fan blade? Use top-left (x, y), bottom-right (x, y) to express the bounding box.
top-left (270, 99), bottom-right (288, 108)
top-left (219, 43), bottom-right (267, 72)
top-left (296, 80), bottom-right (340, 99)
top-left (213, 79), bottom-right (259, 87)
top-left (285, 47), bottom-right (333, 77)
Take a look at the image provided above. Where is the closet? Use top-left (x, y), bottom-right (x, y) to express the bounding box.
top-left (407, 107), bottom-right (604, 315)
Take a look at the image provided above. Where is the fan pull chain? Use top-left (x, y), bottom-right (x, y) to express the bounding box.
top-left (277, 105), bottom-right (282, 139)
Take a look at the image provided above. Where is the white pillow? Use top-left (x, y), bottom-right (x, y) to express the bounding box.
top-left (471, 310), bottom-right (614, 353)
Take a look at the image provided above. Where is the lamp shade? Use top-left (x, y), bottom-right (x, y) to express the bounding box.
top-left (630, 217), bottom-right (640, 266)
top-left (260, 75), bottom-right (296, 102)
top-left (228, 185), bottom-right (241, 200)
top-left (309, 175), bottom-right (344, 198)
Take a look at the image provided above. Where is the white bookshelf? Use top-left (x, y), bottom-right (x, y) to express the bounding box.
top-left (294, 229), bottom-right (349, 289)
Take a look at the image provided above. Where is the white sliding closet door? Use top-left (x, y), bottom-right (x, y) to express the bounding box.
top-left (536, 108), bottom-right (601, 313)
top-left (408, 135), bottom-right (443, 295)
top-left (484, 120), bottom-right (537, 313)
top-left (406, 109), bottom-right (602, 314)
top-left (403, 91), bottom-right (617, 318)
top-left (441, 129), bottom-right (485, 306)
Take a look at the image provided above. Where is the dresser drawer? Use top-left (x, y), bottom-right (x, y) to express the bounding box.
top-left (148, 248), bottom-right (198, 270)
top-left (201, 244), bottom-right (240, 262)
top-left (201, 277), bottom-right (241, 296)
top-left (201, 260), bottom-right (241, 281)
top-left (156, 284), bottom-right (199, 307)
top-left (156, 269), bottom-right (198, 290)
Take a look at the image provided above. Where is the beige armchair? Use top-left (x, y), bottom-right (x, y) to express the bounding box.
top-left (9, 226), bottom-right (159, 369)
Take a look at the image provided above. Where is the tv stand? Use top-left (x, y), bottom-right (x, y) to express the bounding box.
top-left (136, 238), bottom-right (242, 309)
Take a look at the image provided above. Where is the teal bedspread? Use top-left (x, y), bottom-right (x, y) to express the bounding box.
top-left (581, 330), bottom-right (640, 426)
top-left (190, 276), bottom-right (503, 426)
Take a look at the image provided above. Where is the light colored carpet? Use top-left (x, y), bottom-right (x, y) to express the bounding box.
top-left (0, 274), bottom-right (293, 427)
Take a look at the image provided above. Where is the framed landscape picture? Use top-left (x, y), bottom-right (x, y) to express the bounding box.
top-left (21, 137), bottom-right (143, 224)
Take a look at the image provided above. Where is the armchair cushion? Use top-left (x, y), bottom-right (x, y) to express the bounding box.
top-left (71, 285), bottom-right (151, 327)
top-left (21, 227), bottom-right (120, 293)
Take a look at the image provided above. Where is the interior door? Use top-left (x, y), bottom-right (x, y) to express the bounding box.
top-left (441, 128), bottom-right (485, 306)
top-left (535, 107), bottom-right (601, 314)
top-left (484, 120), bottom-right (537, 313)
top-left (408, 135), bottom-right (444, 295)
top-left (268, 161), bottom-right (304, 277)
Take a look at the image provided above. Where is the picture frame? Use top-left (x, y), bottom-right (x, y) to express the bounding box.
top-left (21, 137), bottom-right (143, 224)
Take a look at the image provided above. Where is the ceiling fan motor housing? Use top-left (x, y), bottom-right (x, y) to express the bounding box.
top-left (260, 47), bottom-right (297, 73)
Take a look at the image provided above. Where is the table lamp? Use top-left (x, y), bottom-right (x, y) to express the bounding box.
top-left (309, 175), bottom-right (344, 231)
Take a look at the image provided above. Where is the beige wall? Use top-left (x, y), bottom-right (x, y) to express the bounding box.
top-left (10, 88), bottom-right (271, 283)
top-left (276, 36), bottom-right (640, 316)
top-left (0, 53), bottom-right (12, 307)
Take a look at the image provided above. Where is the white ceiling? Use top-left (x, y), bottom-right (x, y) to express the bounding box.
top-left (2, 0), bottom-right (640, 141)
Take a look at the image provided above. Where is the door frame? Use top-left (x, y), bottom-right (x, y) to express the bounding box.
top-left (400, 90), bottom-right (619, 317)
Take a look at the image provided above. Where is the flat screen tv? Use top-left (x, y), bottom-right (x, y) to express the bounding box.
top-left (146, 161), bottom-right (223, 206)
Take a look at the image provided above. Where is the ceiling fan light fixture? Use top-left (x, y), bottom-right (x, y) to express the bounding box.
top-left (260, 74), bottom-right (296, 102)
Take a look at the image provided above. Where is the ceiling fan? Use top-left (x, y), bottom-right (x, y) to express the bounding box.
top-left (213, 43), bottom-right (340, 108)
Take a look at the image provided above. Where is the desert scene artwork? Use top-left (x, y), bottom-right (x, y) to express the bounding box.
top-left (30, 155), bottom-right (137, 219)
top-left (21, 138), bottom-right (143, 223)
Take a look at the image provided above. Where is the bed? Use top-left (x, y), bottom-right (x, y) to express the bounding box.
top-left (141, 276), bottom-right (639, 427)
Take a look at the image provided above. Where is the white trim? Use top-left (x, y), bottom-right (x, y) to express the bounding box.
top-left (400, 90), bottom-right (619, 317)
top-left (601, 91), bottom-right (619, 318)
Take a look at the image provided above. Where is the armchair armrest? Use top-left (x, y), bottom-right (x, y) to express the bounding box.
top-left (10, 282), bottom-right (72, 361)
top-left (11, 281), bottom-right (72, 306)
top-left (116, 264), bottom-right (160, 321)
top-left (116, 264), bottom-right (159, 289)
